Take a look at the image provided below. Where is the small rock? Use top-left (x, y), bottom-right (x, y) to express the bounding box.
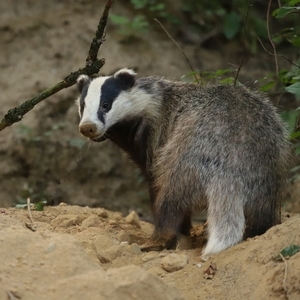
top-left (109, 220), bottom-right (118, 226)
top-left (148, 266), bottom-right (167, 276)
top-left (117, 230), bottom-right (131, 243)
top-left (50, 214), bottom-right (85, 228)
top-left (176, 234), bottom-right (192, 250)
top-left (98, 210), bottom-right (108, 218)
top-left (97, 245), bottom-right (122, 263)
top-left (93, 234), bottom-right (116, 252)
top-left (142, 252), bottom-right (159, 262)
top-left (81, 215), bottom-right (101, 229)
top-left (160, 253), bottom-right (189, 272)
top-left (125, 211), bottom-right (141, 228)
top-left (124, 243), bottom-right (141, 255)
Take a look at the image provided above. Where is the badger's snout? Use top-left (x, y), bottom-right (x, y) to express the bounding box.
top-left (79, 122), bottom-right (99, 138)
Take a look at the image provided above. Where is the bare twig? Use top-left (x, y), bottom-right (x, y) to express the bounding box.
top-left (198, 28), bottom-right (219, 46)
top-left (267, 0), bottom-right (279, 75)
top-left (6, 290), bottom-right (19, 300)
top-left (27, 197), bottom-right (34, 223)
top-left (257, 37), bottom-right (300, 69)
top-left (154, 18), bottom-right (199, 84)
top-left (86, 0), bottom-right (114, 66)
top-left (279, 253), bottom-right (288, 296)
top-left (234, 0), bottom-right (252, 86)
top-left (0, 0), bottom-right (114, 132)
top-left (0, 59), bottom-right (104, 132)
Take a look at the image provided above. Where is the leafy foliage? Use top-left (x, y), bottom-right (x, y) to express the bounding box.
top-left (16, 200), bottom-right (47, 211)
top-left (274, 244), bottom-right (300, 260)
top-left (109, 14), bottom-right (149, 35)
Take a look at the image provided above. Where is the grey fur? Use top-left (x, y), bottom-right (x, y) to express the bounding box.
top-left (77, 69), bottom-right (291, 256)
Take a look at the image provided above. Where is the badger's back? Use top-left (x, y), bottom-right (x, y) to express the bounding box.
top-left (152, 83), bottom-right (290, 235)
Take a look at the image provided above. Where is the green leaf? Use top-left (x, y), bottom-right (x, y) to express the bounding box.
top-left (215, 69), bottom-right (231, 76)
top-left (285, 82), bottom-right (300, 95)
top-left (15, 204), bottom-right (29, 209)
top-left (290, 36), bottom-right (300, 47)
top-left (295, 145), bottom-right (300, 155)
top-left (220, 77), bottom-right (235, 85)
top-left (109, 14), bottom-right (130, 26)
top-left (35, 202), bottom-right (45, 211)
top-left (274, 244), bottom-right (300, 261)
top-left (288, 0), bottom-right (300, 5)
top-left (281, 110), bottom-right (299, 133)
top-left (131, 0), bottom-right (148, 9)
top-left (260, 81), bottom-right (276, 92)
top-left (223, 12), bottom-right (240, 39)
top-left (273, 7), bottom-right (300, 18)
top-left (289, 131), bottom-right (300, 139)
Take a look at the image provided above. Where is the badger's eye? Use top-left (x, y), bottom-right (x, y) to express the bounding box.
top-left (102, 102), bottom-right (110, 112)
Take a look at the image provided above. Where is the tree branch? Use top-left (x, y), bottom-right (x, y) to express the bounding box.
top-left (234, 0), bottom-right (252, 86)
top-left (86, 0), bottom-right (114, 66)
top-left (267, 0), bottom-right (279, 76)
top-left (0, 0), bottom-right (114, 132)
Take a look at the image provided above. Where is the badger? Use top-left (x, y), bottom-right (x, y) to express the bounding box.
top-left (76, 68), bottom-right (290, 256)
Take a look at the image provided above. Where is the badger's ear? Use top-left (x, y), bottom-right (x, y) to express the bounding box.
top-left (77, 75), bottom-right (91, 93)
top-left (114, 68), bottom-right (136, 90)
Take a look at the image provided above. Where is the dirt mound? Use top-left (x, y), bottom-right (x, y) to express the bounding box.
top-left (1, 205), bottom-right (300, 300)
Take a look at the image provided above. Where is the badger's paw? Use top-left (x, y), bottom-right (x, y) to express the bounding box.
top-left (140, 234), bottom-right (177, 252)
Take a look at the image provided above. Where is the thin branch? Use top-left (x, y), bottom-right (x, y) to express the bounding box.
top-left (198, 28), bottom-right (219, 46)
top-left (0, 59), bottom-right (105, 132)
top-left (279, 253), bottom-right (288, 296)
top-left (154, 18), bottom-right (199, 84)
top-left (267, 0), bottom-right (279, 75)
top-left (0, 0), bottom-right (114, 132)
top-left (257, 36), bottom-right (300, 69)
top-left (86, 0), bottom-right (114, 66)
top-left (27, 197), bottom-right (34, 223)
top-left (234, 0), bottom-right (252, 86)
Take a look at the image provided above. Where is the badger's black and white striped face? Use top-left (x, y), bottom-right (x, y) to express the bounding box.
top-left (76, 68), bottom-right (137, 142)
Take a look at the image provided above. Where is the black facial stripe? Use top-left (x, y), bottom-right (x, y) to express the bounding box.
top-left (79, 82), bottom-right (90, 117)
top-left (101, 77), bottom-right (122, 106)
top-left (97, 77), bottom-right (125, 122)
top-left (98, 110), bottom-right (105, 124)
top-left (96, 72), bottom-right (135, 123)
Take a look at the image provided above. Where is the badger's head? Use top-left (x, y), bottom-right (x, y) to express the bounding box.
top-left (76, 68), bottom-right (137, 142)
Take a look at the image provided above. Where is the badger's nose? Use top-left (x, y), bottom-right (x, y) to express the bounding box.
top-left (79, 122), bottom-right (98, 138)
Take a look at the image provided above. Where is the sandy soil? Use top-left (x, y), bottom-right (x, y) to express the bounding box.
top-left (1, 205), bottom-right (300, 300)
top-left (1, 1), bottom-right (300, 299)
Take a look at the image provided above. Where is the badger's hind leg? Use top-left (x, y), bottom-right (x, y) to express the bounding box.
top-left (202, 189), bottom-right (245, 257)
top-left (151, 201), bottom-right (192, 249)
top-left (140, 195), bottom-right (192, 252)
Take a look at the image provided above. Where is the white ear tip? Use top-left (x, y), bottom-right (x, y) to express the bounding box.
top-left (77, 74), bottom-right (89, 83)
top-left (114, 68), bottom-right (136, 78)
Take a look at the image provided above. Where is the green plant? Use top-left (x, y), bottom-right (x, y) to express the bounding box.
top-left (273, 243), bottom-right (300, 261)
top-left (109, 14), bottom-right (149, 36)
top-left (109, 0), bottom-right (178, 38)
top-left (181, 0), bottom-right (269, 52)
top-left (181, 69), bottom-right (235, 85)
top-left (16, 200), bottom-right (47, 211)
top-left (16, 183), bottom-right (48, 209)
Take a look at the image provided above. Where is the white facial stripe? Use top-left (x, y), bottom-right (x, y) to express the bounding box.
top-left (105, 87), bottom-right (159, 128)
top-left (80, 76), bottom-right (109, 125)
top-left (79, 76), bottom-right (111, 138)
